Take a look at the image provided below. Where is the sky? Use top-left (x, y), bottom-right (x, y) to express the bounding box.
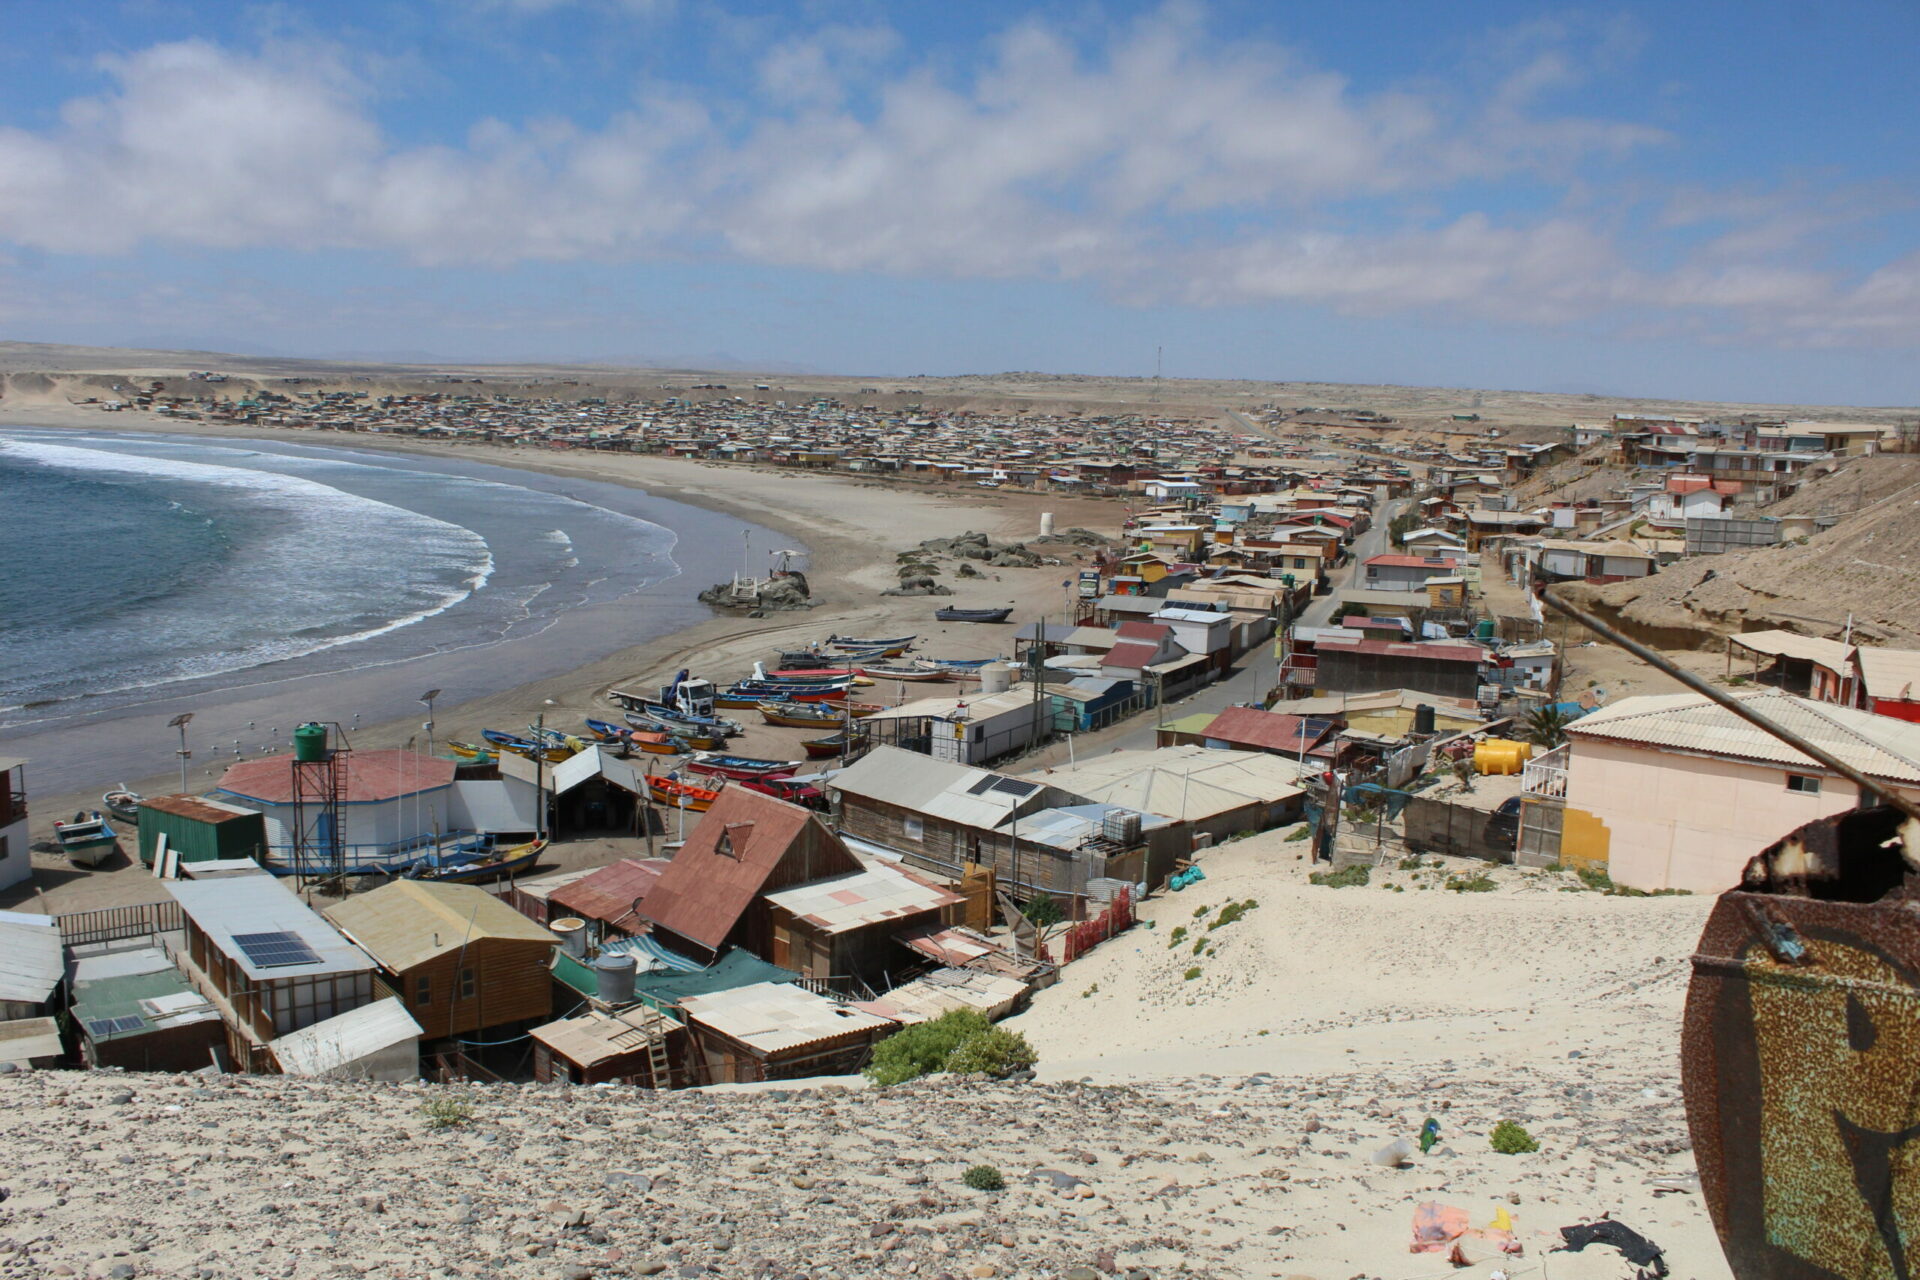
top-left (1, 1), bottom-right (1917, 404)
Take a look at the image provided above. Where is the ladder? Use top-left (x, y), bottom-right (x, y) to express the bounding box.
top-left (645, 1030), bottom-right (671, 1090)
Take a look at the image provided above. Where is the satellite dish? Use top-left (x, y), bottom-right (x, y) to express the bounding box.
top-left (1592, 687), bottom-right (1608, 704)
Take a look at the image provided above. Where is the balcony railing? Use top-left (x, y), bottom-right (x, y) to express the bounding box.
top-left (1522, 743), bottom-right (1569, 798)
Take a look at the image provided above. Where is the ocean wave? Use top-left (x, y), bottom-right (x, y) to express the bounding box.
top-left (0, 437), bottom-right (494, 708)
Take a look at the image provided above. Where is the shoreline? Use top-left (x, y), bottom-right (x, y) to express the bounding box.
top-left (0, 403), bottom-right (1120, 910)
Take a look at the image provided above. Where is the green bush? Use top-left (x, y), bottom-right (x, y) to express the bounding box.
top-left (944, 1025), bottom-right (1038, 1077)
top-left (1309, 866), bottom-right (1370, 888)
top-left (1490, 1121), bottom-right (1539, 1155)
top-left (1446, 873), bottom-right (1497, 893)
top-left (865, 1009), bottom-right (992, 1087)
top-left (1183, 966), bottom-right (1203, 981)
top-left (1167, 925), bottom-right (1188, 948)
top-left (1192, 904), bottom-right (1210, 918)
top-left (1397, 855), bottom-right (1424, 871)
top-left (963, 1164), bottom-right (1005, 1191)
top-left (1283, 826), bottom-right (1311, 842)
top-left (1191, 937), bottom-right (1207, 955)
top-left (1022, 892), bottom-right (1065, 927)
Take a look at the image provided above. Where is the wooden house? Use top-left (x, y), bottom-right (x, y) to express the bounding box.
top-left (761, 861), bottom-right (962, 987)
top-left (680, 981), bottom-right (895, 1084)
top-left (324, 879), bottom-right (560, 1042)
top-left (636, 788), bottom-right (860, 964)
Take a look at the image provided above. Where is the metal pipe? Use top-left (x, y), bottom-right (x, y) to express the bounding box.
top-left (1539, 589), bottom-right (1920, 822)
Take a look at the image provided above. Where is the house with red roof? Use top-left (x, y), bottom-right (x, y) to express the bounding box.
top-left (1362, 553), bottom-right (1462, 593)
top-left (1198, 707), bottom-right (1337, 759)
top-left (215, 749), bottom-right (456, 865)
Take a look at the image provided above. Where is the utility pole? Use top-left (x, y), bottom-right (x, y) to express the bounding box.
top-left (169, 712), bottom-right (194, 796)
top-left (420, 688), bottom-right (441, 759)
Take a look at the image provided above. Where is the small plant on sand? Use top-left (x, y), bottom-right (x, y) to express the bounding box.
top-left (420, 1095), bottom-right (474, 1129)
top-left (1397, 855), bottom-right (1424, 871)
top-left (1309, 866), bottom-right (1370, 888)
top-left (1446, 872), bottom-right (1498, 893)
top-left (963, 1165), bottom-right (1006, 1191)
top-left (1283, 826), bottom-right (1311, 842)
top-left (1192, 904), bottom-right (1210, 919)
top-left (1490, 1121), bottom-right (1540, 1155)
top-left (1209, 899), bottom-right (1258, 931)
top-left (1167, 925), bottom-right (1188, 948)
top-left (1183, 966), bottom-right (1203, 981)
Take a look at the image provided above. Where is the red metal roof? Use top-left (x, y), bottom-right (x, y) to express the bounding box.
top-left (1114, 621), bottom-right (1172, 641)
top-left (638, 787), bottom-right (859, 954)
top-left (1201, 707), bottom-right (1330, 754)
top-left (1314, 638), bottom-right (1486, 663)
top-left (1101, 641), bottom-right (1160, 670)
top-left (548, 858), bottom-right (672, 934)
top-left (217, 749), bottom-right (455, 805)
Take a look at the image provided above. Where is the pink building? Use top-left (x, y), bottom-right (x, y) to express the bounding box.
top-left (1560, 690), bottom-right (1920, 893)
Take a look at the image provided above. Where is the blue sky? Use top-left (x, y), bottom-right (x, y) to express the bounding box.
top-left (1, 1), bottom-right (1916, 404)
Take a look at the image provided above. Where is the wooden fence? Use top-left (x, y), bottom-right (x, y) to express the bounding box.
top-left (55, 900), bottom-right (183, 947)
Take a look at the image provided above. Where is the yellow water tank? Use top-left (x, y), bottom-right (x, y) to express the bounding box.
top-left (1473, 738), bottom-right (1535, 775)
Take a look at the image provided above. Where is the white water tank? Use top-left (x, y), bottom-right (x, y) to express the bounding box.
top-left (979, 662), bottom-right (1014, 694)
top-left (1039, 512), bottom-right (1055, 537)
top-left (551, 917), bottom-right (587, 959)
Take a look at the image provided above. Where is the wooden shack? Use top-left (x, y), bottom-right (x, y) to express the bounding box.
top-left (679, 981), bottom-right (895, 1084)
top-left (529, 1004), bottom-right (685, 1087)
top-left (324, 879), bottom-right (560, 1042)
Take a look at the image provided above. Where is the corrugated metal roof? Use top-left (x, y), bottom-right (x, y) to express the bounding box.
top-left (1567, 689), bottom-right (1920, 783)
top-left (529, 1004), bottom-right (678, 1068)
top-left (218, 749), bottom-right (455, 805)
top-left (0, 757), bottom-right (25, 775)
top-left (548, 857), bottom-right (672, 929)
top-left (1726, 629), bottom-right (1855, 670)
top-left (680, 981), bottom-right (894, 1055)
top-left (1857, 647), bottom-right (1920, 702)
top-left (325, 880), bottom-right (559, 973)
top-left (639, 788), bottom-right (858, 952)
top-left (829, 747), bottom-right (1050, 829)
top-left (764, 862), bottom-right (961, 934)
top-left (72, 949), bottom-right (218, 1041)
top-left (165, 877), bottom-right (374, 981)
top-left (135, 794), bottom-right (259, 824)
top-left (1026, 746), bottom-right (1305, 821)
top-left (272, 998), bottom-right (422, 1076)
top-left (0, 1017), bottom-right (62, 1065)
top-left (0, 911), bottom-right (64, 1006)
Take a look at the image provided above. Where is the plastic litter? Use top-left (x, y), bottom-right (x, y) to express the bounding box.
top-left (1410, 1202), bottom-right (1522, 1256)
top-left (1418, 1116), bottom-right (1441, 1153)
top-left (1371, 1138), bottom-right (1414, 1167)
top-left (1169, 866), bottom-right (1207, 891)
top-left (1556, 1218), bottom-right (1668, 1277)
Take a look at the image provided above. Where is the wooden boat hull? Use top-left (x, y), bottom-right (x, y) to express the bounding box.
top-left (647, 776), bottom-right (720, 811)
top-left (55, 811), bottom-right (118, 867)
top-left (413, 837), bottom-right (548, 884)
top-left (102, 789), bottom-right (142, 825)
top-left (857, 665), bottom-right (950, 682)
top-left (443, 740), bottom-right (496, 764)
top-left (934, 608), bottom-right (1013, 624)
top-left (802, 735), bottom-right (848, 759)
top-left (685, 753), bottom-right (798, 781)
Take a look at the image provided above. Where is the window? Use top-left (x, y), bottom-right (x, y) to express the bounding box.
top-left (458, 967), bottom-right (476, 1001)
top-left (1786, 774), bottom-right (1823, 795)
top-left (415, 975), bottom-right (432, 1006)
top-left (902, 817), bottom-right (924, 842)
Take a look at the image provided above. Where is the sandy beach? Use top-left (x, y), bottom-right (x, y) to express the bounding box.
top-left (0, 402), bottom-right (1121, 912)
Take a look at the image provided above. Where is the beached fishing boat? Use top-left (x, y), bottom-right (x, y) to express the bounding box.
top-left (102, 787), bottom-right (143, 825)
top-left (716, 680), bottom-right (849, 709)
top-left (443, 740), bottom-right (496, 764)
top-left (481, 729), bottom-right (573, 763)
top-left (759, 701), bottom-right (850, 728)
top-left (633, 701), bottom-right (742, 737)
top-left (620, 713), bottom-right (724, 750)
top-left (856, 663), bottom-right (950, 683)
top-left (826, 633), bottom-right (916, 651)
top-left (919, 656), bottom-right (999, 670)
top-left (753, 663), bottom-right (862, 682)
top-left (54, 811), bottom-right (118, 868)
top-left (647, 775), bottom-right (721, 812)
top-left (802, 733), bottom-right (849, 759)
top-left (685, 752), bottom-right (798, 781)
top-left (934, 607), bottom-right (1013, 624)
top-left (409, 836), bottom-right (547, 884)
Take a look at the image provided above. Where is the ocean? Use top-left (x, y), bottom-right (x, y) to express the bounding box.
top-left (0, 429), bottom-right (785, 789)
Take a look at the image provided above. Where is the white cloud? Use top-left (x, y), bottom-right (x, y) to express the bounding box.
top-left (0, 10), bottom-right (1912, 349)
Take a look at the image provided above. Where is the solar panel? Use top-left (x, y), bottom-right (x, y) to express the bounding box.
top-left (966, 776), bottom-right (998, 795)
top-left (85, 1015), bottom-right (145, 1037)
top-left (232, 930), bottom-right (322, 969)
top-left (991, 778), bottom-right (1039, 797)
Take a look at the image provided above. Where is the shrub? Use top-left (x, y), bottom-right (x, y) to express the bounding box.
top-left (866, 1009), bottom-right (992, 1087)
top-left (1490, 1121), bottom-right (1539, 1155)
top-left (1191, 937), bottom-right (1207, 955)
top-left (1183, 966), bottom-right (1203, 981)
top-left (944, 1025), bottom-right (1038, 1077)
top-left (1397, 856), bottom-right (1424, 871)
top-left (1283, 826), bottom-right (1311, 842)
top-left (1167, 925), bottom-right (1188, 948)
top-left (1192, 905), bottom-right (1210, 918)
top-left (420, 1096), bottom-right (473, 1129)
top-left (1210, 899), bottom-right (1257, 930)
top-left (963, 1164), bottom-right (1005, 1191)
top-left (1446, 873), bottom-right (1497, 893)
top-left (1309, 866), bottom-right (1370, 888)
top-left (1022, 892), bottom-right (1065, 927)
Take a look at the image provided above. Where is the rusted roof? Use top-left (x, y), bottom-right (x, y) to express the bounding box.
top-left (1314, 638), bottom-right (1486, 664)
top-left (217, 750), bottom-right (455, 805)
top-left (637, 788), bottom-right (859, 953)
top-left (136, 794), bottom-right (260, 825)
top-left (548, 858), bottom-right (672, 932)
top-left (1101, 642), bottom-right (1160, 670)
top-left (1201, 707), bottom-right (1333, 754)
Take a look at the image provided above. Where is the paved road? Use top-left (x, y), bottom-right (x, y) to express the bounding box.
top-left (1025, 494), bottom-right (1403, 768)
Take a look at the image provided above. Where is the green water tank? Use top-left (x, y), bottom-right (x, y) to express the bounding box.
top-left (1475, 619), bottom-right (1496, 640)
top-left (292, 722), bottom-right (328, 763)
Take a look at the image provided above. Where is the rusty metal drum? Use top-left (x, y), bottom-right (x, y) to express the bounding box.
top-left (1683, 807), bottom-right (1920, 1280)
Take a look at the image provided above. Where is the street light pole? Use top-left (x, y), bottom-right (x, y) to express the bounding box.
top-left (419, 688), bottom-right (442, 758)
top-left (168, 712), bottom-right (194, 795)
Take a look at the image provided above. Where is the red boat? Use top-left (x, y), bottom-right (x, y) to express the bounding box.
top-left (647, 775), bottom-right (720, 811)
